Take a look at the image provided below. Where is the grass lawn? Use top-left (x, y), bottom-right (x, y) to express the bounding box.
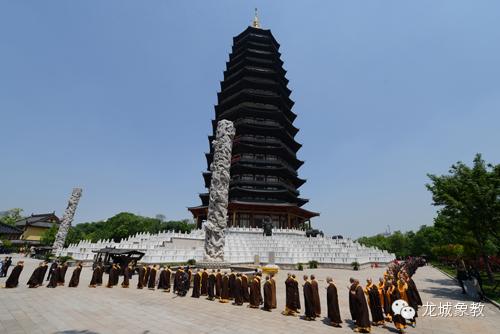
top-left (431, 261), bottom-right (500, 304)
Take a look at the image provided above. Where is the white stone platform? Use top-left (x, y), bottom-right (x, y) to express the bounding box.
top-left (60, 228), bottom-right (394, 266)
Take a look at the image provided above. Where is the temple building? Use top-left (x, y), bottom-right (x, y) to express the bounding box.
top-left (188, 15), bottom-right (319, 230)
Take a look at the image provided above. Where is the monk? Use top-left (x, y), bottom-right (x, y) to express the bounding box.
top-left (233, 273), bottom-right (243, 305)
top-left (96, 263), bottom-right (104, 286)
top-left (46, 261), bottom-right (58, 282)
top-left (113, 264), bottom-right (121, 286)
top-left (404, 273), bottom-right (421, 327)
top-left (47, 264), bottom-right (60, 288)
top-left (207, 269), bottom-right (216, 300)
top-left (200, 268), bottom-right (208, 296)
top-left (263, 275), bottom-right (273, 311)
top-left (173, 267), bottom-right (182, 293)
top-left (386, 281), bottom-right (406, 333)
top-left (350, 279), bottom-right (371, 333)
top-left (27, 262), bottom-right (45, 288)
top-left (144, 265), bottom-right (151, 287)
top-left (4, 261), bottom-right (24, 288)
top-left (68, 262), bottom-right (83, 287)
top-left (58, 262), bottom-right (68, 286)
top-left (365, 278), bottom-right (384, 326)
top-left (270, 273), bottom-right (277, 309)
top-left (148, 265), bottom-right (158, 290)
top-left (107, 263), bottom-right (119, 288)
top-left (248, 273), bottom-right (261, 308)
top-left (220, 272), bottom-right (230, 303)
top-left (303, 275), bottom-right (316, 320)
top-left (215, 269), bottom-right (222, 299)
top-left (191, 269), bottom-right (201, 298)
top-left (241, 273), bottom-right (250, 303)
top-left (164, 266), bottom-right (172, 292)
top-left (348, 277), bottom-right (357, 322)
top-left (89, 263), bottom-right (102, 288)
top-left (282, 273), bottom-right (300, 316)
top-left (187, 266), bottom-right (192, 283)
top-left (326, 277), bottom-right (342, 327)
top-left (157, 266), bottom-right (169, 291)
top-left (122, 264), bottom-right (131, 288)
top-left (38, 261), bottom-right (49, 284)
top-left (256, 273), bottom-right (263, 305)
top-left (177, 269), bottom-right (190, 296)
top-left (137, 265), bottom-right (146, 289)
top-left (229, 271), bottom-right (236, 300)
top-left (310, 274), bottom-right (321, 317)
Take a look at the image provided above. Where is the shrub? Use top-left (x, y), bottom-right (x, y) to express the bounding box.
top-left (187, 259), bottom-right (196, 266)
top-left (58, 255), bottom-right (73, 263)
top-left (308, 260), bottom-right (318, 269)
top-left (351, 261), bottom-right (360, 270)
top-left (297, 263), bottom-right (304, 271)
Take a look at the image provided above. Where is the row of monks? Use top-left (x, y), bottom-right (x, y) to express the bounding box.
top-left (3, 258), bottom-right (423, 333)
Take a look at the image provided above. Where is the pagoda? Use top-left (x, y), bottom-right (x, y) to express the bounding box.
top-left (188, 12), bottom-right (319, 230)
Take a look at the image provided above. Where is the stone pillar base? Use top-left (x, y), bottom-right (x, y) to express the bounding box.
top-left (196, 261), bottom-right (232, 269)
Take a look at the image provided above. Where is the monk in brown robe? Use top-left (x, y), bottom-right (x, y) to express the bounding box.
top-left (207, 269), bottom-right (216, 300)
top-left (107, 263), bottom-right (119, 288)
top-left (310, 274), bottom-right (321, 317)
top-left (148, 265), bottom-right (158, 290)
top-left (282, 273), bottom-right (299, 316)
top-left (200, 268), bottom-right (208, 296)
top-left (46, 261), bottom-right (57, 282)
top-left (403, 272), bottom-right (421, 327)
top-left (348, 277), bottom-right (357, 321)
top-left (187, 266), bottom-right (192, 283)
top-left (47, 264), bottom-right (60, 288)
top-left (256, 273), bottom-right (263, 305)
top-left (233, 273), bottom-right (243, 305)
top-left (270, 273), bottom-right (277, 309)
top-left (4, 261), bottom-right (23, 288)
top-left (68, 262), bottom-right (83, 287)
top-left (350, 279), bottom-right (371, 333)
top-left (326, 277), bottom-right (342, 327)
top-left (144, 265), bottom-right (151, 287)
top-left (27, 262), bottom-right (45, 288)
top-left (173, 267), bottom-right (182, 293)
top-left (137, 265), bottom-right (146, 289)
top-left (263, 275), bottom-right (273, 311)
top-left (220, 272), bottom-right (230, 303)
top-left (248, 274), bottom-right (261, 308)
top-left (303, 275), bottom-right (316, 320)
top-left (386, 281), bottom-right (406, 333)
top-left (228, 271), bottom-right (236, 300)
top-left (191, 269), bottom-right (201, 298)
top-left (164, 266), bottom-right (172, 292)
top-left (215, 269), bottom-right (222, 299)
top-left (58, 262), bottom-right (68, 286)
top-left (241, 273), bottom-right (250, 303)
top-left (38, 261), bottom-right (49, 284)
top-left (122, 264), bottom-right (131, 288)
top-left (157, 266), bottom-right (168, 291)
top-left (365, 278), bottom-right (384, 326)
top-left (89, 264), bottom-right (102, 288)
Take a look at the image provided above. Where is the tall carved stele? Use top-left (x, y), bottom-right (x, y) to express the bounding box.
top-left (52, 188), bottom-right (83, 254)
top-left (204, 120), bottom-right (235, 262)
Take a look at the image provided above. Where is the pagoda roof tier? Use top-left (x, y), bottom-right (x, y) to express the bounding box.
top-left (233, 27), bottom-right (281, 50)
top-left (233, 39), bottom-right (280, 55)
top-left (229, 186), bottom-right (305, 205)
top-left (233, 119), bottom-right (302, 151)
top-left (232, 141), bottom-right (304, 169)
top-left (188, 201), bottom-right (319, 221)
top-left (223, 66), bottom-right (289, 90)
top-left (217, 88), bottom-right (294, 112)
top-left (230, 179), bottom-right (299, 196)
top-left (216, 99), bottom-right (296, 124)
top-left (217, 105), bottom-right (298, 137)
top-left (219, 75), bottom-right (291, 101)
top-left (228, 51), bottom-right (285, 77)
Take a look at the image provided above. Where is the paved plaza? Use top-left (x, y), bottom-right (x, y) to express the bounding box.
top-left (1, 255), bottom-right (499, 334)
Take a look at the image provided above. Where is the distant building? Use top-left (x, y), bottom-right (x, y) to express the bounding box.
top-left (15, 213), bottom-right (60, 244)
top-left (0, 222), bottom-right (22, 240)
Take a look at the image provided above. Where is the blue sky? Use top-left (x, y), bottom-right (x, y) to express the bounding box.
top-left (1, 1), bottom-right (499, 238)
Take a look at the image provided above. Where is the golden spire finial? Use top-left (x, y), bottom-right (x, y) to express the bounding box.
top-left (252, 8), bottom-right (261, 28)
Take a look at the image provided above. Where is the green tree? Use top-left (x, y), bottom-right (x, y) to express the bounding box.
top-left (426, 153), bottom-right (500, 282)
top-left (0, 208), bottom-right (23, 226)
top-left (40, 223), bottom-right (58, 246)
